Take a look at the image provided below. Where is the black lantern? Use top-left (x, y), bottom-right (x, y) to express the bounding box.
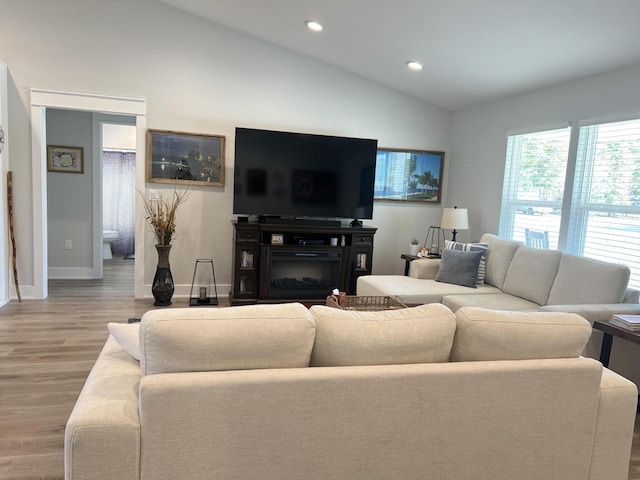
top-left (424, 226), bottom-right (446, 258)
top-left (189, 259), bottom-right (218, 306)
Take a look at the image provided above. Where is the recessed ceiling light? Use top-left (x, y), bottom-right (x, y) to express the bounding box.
top-left (305, 20), bottom-right (323, 32)
top-left (406, 61), bottom-right (423, 71)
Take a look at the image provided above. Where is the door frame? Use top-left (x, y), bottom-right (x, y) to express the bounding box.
top-left (30, 88), bottom-right (147, 299)
top-left (0, 62), bottom-right (7, 306)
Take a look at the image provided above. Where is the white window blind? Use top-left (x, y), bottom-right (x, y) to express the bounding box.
top-left (567, 118), bottom-right (640, 288)
top-left (499, 127), bottom-right (571, 248)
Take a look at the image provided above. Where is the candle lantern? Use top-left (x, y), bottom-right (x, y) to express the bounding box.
top-left (423, 226), bottom-right (446, 258)
top-left (189, 259), bottom-right (218, 306)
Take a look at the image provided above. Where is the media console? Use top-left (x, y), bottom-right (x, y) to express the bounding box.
top-left (230, 221), bottom-right (377, 305)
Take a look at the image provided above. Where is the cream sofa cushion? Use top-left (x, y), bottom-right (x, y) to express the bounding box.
top-left (357, 274), bottom-right (500, 305)
top-left (502, 246), bottom-right (562, 305)
top-left (451, 307), bottom-right (592, 362)
top-left (140, 303), bottom-right (316, 375)
top-left (309, 303), bottom-right (456, 366)
top-left (479, 234), bottom-right (522, 289)
top-left (442, 293), bottom-right (540, 313)
top-left (547, 254), bottom-right (630, 305)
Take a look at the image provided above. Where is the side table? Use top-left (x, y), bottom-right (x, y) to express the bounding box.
top-left (592, 319), bottom-right (640, 367)
top-left (400, 254), bottom-right (419, 276)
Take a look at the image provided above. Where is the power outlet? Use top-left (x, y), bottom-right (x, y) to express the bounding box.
top-left (65, 239), bottom-right (72, 250)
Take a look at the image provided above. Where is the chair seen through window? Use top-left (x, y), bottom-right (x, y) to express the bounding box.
top-left (525, 228), bottom-right (550, 250)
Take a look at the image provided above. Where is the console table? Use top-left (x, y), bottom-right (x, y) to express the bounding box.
top-left (230, 221), bottom-right (376, 305)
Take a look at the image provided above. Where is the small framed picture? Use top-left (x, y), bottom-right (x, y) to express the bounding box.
top-left (271, 233), bottom-right (284, 245)
top-left (47, 145), bottom-right (84, 174)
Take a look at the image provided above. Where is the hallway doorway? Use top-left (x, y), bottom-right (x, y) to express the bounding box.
top-left (31, 88), bottom-right (147, 300)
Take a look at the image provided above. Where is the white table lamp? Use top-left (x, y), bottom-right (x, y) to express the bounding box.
top-left (441, 206), bottom-right (469, 242)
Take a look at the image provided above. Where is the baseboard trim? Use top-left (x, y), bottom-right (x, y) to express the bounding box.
top-left (48, 267), bottom-right (101, 279)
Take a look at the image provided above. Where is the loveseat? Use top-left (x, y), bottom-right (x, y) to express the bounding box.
top-left (65, 302), bottom-right (637, 480)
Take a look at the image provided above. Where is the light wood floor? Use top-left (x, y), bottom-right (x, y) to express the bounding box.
top-left (0, 255), bottom-right (229, 479)
top-left (0, 255), bottom-right (639, 479)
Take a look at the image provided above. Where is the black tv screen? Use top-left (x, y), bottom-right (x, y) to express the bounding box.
top-left (233, 127), bottom-right (377, 220)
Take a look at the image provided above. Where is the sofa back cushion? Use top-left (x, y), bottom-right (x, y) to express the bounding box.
top-left (309, 303), bottom-right (456, 366)
top-left (502, 246), bottom-right (562, 306)
top-left (547, 254), bottom-right (630, 305)
top-left (450, 307), bottom-right (592, 362)
top-left (479, 234), bottom-right (522, 289)
top-left (140, 303), bottom-right (316, 375)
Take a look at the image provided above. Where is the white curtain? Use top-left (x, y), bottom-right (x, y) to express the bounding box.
top-left (103, 151), bottom-right (135, 255)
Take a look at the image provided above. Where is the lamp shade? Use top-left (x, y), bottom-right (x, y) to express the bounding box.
top-left (441, 207), bottom-right (469, 230)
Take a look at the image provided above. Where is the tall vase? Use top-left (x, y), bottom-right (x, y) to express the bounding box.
top-left (152, 244), bottom-right (174, 306)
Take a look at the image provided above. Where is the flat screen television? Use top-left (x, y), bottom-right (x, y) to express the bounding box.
top-left (233, 127), bottom-right (378, 222)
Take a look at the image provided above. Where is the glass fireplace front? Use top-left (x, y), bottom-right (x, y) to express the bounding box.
top-left (269, 250), bottom-right (342, 299)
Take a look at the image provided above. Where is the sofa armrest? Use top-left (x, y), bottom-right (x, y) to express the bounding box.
top-left (539, 304), bottom-right (640, 324)
top-left (408, 258), bottom-right (441, 279)
top-left (65, 337), bottom-right (141, 480)
top-left (624, 288), bottom-right (640, 303)
top-left (588, 367), bottom-right (638, 480)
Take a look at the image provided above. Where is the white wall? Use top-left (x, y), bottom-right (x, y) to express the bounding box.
top-left (449, 63), bottom-right (640, 242)
top-left (46, 109), bottom-right (95, 278)
top-left (0, 0), bottom-right (452, 299)
top-left (103, 123), bottom-right (136, 151)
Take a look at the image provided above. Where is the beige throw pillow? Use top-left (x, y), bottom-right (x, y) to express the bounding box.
top-left (309, 303), bottom-right (456, 367)
top-left (140, 303), bottom-right (316, 375)
top-left (451, 307), bottom-right (592, 362)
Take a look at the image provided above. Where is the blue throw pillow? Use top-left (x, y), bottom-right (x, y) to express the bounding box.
top-left (444, 240), bottom-right (488, 285)
top-left (435, 249), bottom-right (485, 288)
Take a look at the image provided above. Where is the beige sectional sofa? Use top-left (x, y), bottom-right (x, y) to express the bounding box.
top-left (65, 303), bottom-right (637, 480)
top-left (358, 234), bottom-right (639, 310)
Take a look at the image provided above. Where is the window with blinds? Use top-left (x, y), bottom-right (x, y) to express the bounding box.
top-left (498, 118), bottom-right (640, 290)
top-left (567, 118), bottom-right (640, 288)
top-left (498, 127), bottom-right (571, 249)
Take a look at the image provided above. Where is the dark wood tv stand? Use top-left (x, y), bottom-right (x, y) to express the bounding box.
top-left (230, 221), bottom-right (376, 305)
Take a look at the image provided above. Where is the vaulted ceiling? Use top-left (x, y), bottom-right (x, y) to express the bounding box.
top-left (156, 0), bottom-right (640, 111)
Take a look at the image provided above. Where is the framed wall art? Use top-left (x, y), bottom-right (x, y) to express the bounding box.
top-left (147, 129), bottom-right (225, 186)
top-left (47, 145), bottom-right (84, 174)
top-left (374, 148), bottom-right (444, 203)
